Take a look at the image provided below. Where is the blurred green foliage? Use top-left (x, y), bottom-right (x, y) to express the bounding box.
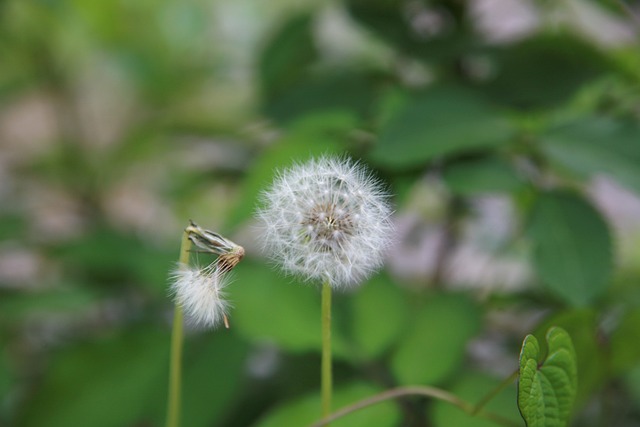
top-left (1, 0), bottom-right (640, 426)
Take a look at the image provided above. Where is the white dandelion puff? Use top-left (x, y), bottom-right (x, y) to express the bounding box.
top-left (170, 263), bottom-right (231, 328)
top-left (257, 156), bottom-right (393, 288)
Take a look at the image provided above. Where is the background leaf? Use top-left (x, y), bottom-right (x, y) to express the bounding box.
top-left (0, 347), bottom-right (11, 422)
top-left (479, 34), bottom-right (612, 109)
top-left (263, 72), bottom-right (378, 124)
top-left (254, 382), bottom-right (401, 427)
top-left (173, 333), bottom-right (249, 427)
top-left (527, 190), bottom-right (613, 306)
top-left (431, 372), bottom-right (523, 427)
top-left (231, 260), bottom-right (350, 356)
top-left (442, 155), bottom-right (524, 195)
top-left (540, 117), bottom-right (640, 195)
top-left (369, 86), bottom-right (513, 170)
top-left (19, 327), bottom-right (169, 427)
top-left (391, 293), bottom-right (481, 385)
top-left (0, 288), bottom-right (99, 324)
top-left (258, 14), bottom-right (316, 98)
top-left (610, 308), bottom-right (640, 375)
top-left (345, 0), bottom-right (473, 62)
top-left (349, 273), bottom-right (408, 360)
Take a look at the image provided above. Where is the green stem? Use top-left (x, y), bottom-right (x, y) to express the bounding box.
top-left (321, 281), bottom-right (332, 423)
top-left (470, 369), bottom-right (519, 415)
top-left (166, 230), bottom-right (192, 427)
top-left (308, 385), bottom-right (521, 427)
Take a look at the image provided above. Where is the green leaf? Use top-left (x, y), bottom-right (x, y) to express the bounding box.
top-left (227, 111), bottom-right (352, 230)
top-left (527, 190), bottom-right (613, 306)
top-left (258, 14), bottom-right (316, 97)
top-left (350, 273), bottom-right (408, 359)
top-left (0, 348), bottom-right (10, 405)
top-left (540, 117), bottom-right (640, 195)
top-left (262, 72), bottom-right (377, 124)
top-left (137, 332), bottom-right (249, 427)
top-left (230, 260), bottom-right (350, 356)
top-left (0, 288), bottom-right (99, 323)
top-left (157, 333), bottom-right (249, 427)
top-left (391, 293), bottom-right (481, 385)
top-left (610, 308), bottom-right (640, 375)
top-left (0, 351), bottom-right (10, 425)
top-left (443, 155), bottom-right (524, 195)
top-left (517, 327), bottom-right (578, 427)
top-left (254, 382), bottom-right (401, 427)
top-left (369, 86), bottom-right (513, 170)
top-left (52, 227), bottom-right (175, 295)
top-left (431, 372), bottom-right (523, 427)
top-left (345, 0), bottom-right (473, 62)
top-left (19, 328), bottom-right (169, 427)
top-left (625, 364), bottom-right (640, 409)
top-left (479, 34), bottom-right (612, 109)
top-left (0, 215), bottom-right (26, 241)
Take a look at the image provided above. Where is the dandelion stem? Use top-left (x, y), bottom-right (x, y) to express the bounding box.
top-left (166, 229), bottom-right (192, 427)
top-left (321, 280), bottom-right (333, 423)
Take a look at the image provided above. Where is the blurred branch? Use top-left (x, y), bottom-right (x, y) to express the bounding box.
top-left (616, 0), bottom-right (640, 26)
top-left (470, 370), bottom-right (519, 416)
top-left (308, 384), bottom-right (521, 427)
top-left (361, 361), bottom-right (427, 426)
top-left (431, 196), bottom-right (463, 288)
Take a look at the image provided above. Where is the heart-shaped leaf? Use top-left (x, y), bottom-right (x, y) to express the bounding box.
top-left (518, 327), bottom-right (577, 427)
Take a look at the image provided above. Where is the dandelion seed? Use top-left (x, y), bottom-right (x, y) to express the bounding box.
top-left (257, 156), bottom-right (393, 288)
top-left (170, 263), bottom-right (231, 328)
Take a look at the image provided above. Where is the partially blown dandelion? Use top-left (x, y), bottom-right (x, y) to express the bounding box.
top-left (257, 156), bottom-right (393, 288)
top-left (170, 263), bottom-right (231, 329)
top-left (166, 223), bottom-right (244, 427)
top-left (169, 221), bottom-right (244, 329)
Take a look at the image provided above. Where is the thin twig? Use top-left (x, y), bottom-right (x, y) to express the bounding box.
top-left (616, 0), bottom-right (640, 26)
top-left (308, 385), bottom-right (521, 427)
top-left (470, 369), bottom-right (519, 415)
top-left (431, 196), bottom-right (461, 288)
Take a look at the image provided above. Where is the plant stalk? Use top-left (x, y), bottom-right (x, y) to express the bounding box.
top-left (321, 280), bottom-right (333, 423)
top-left (308, 385), bottom-right (521, 427)
top-left (470, 369), bottom-right (519, 415)
top-left (166, 230), bottom-right (192, 427)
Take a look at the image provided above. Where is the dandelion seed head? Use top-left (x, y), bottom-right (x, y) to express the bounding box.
top-left (257, 156), bottom-right (393, 288)
top-left (170, 263), bottom-right (230, 328)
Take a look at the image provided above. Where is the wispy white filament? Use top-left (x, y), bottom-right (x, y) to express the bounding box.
top-left (170, 263), bottom-right (230, 328)
top-left (257, 156), bottom-right (393, 288)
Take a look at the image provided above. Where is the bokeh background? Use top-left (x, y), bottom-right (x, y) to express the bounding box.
top-left (1, 0), bottom-right (640, 426)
